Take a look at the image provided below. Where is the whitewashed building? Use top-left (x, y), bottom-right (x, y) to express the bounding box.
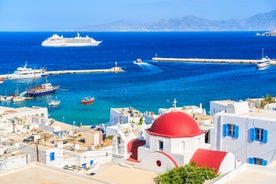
top-left (211, 107), bottom-right (276, 166)
top-left (20, 143), bottom-right (64, 168)
top-left (112, 111), bottom-right (237, 174)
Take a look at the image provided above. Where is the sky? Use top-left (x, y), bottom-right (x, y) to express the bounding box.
top-left (0, 0), bottom-right (275, 31)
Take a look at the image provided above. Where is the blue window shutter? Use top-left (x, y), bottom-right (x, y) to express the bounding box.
top-left (262, 130), bottom-right (268, 143)
top-left (223, 124), bottom-right (228, 137)
top-left (234, 125), bottom-right (239, 138)
top-left (50, 152), bottom-right (55, 161)
top-left (250, 128), bottom-right (256, 141)
top-left (248, 157), bottom-right (254, 164)
top-left (262, 160), bottom-right (267, 166)
top-left (90, 160), bottom-right (94, 165)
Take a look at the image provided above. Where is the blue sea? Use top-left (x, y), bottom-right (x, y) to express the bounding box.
top-left (0, 32), bottom-right (276, 126)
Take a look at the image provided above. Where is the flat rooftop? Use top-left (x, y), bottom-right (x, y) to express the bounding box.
top-left (214, 164), bottom-right (276, 184)
top-left (0, 163), bottom-right (108, 184)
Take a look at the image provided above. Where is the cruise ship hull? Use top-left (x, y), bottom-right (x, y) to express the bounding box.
top-left (41, 34), bottom-right (102, 47)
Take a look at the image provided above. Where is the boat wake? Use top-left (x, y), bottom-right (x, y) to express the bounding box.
top-left (135, 62), bottom-right (163, 74)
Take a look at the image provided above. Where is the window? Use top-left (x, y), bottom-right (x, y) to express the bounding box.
top-left (50, 152), bottom-right (55, 161)
top-left (250, 128), bottom-right (268, 143)
top-left (248, 157), bottom-right (267, 166)
top-left (159, 140), bottom-right (163, 151)
top-left (223, 124), bottom-right (239, 138)
top-left (90, 160), bottom-right (94, 165)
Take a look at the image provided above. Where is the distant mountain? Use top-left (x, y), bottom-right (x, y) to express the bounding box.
top-left (78, 10), bottom-right (276, 31)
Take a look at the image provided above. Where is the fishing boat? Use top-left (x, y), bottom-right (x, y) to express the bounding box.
top-left (49, 99), bottom-right (60, 107)
top-left (0, 78), bottom-right (4, 84)
top-left (8, 62), bottom-right (48, 80)
top-left (256, 48), bottom-right (271, 69)
top-left (27, 81), bottom-right (59, 97)
top-left (41, 33), bottom-right (102, 47)
top-left (81, 97), bottom-right (95, 104)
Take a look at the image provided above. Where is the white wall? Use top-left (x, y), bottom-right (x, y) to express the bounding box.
top-left (211, 113), bottom-right (276, 164)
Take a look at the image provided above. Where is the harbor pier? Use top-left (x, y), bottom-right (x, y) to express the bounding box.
top-left (47, 67), bottom-right (124, 75)
top-left (152, 57), bottom-right (276, 65)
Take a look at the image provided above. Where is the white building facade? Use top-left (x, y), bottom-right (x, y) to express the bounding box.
top-left (112, 111), bottom-right (237, 174)
top-left (211, 110), bottom-right (276, 166)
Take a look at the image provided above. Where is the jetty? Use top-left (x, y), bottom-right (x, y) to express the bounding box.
top-left (152, 57), bottom-right (276, 65)
top-left (47, 67), bottom-right (123, 75)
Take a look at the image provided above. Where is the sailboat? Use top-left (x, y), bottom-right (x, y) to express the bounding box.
top-left (256, 48), bottom-right (270, 69)
top-left (27, 77), bottom-right (59, 97)
top-left (12, 84), bottom-right (26, 102)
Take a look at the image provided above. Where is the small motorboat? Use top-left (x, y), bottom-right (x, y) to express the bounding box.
top-left (133, 58), bottom-right (145, 65)
top-left (49, 99), bottom-right (60, 107)
top-left (81, 97), bottom-right (95, 104)
top-left (12, 96), bottom-right (26, 102)
top-left (0, 78), bottom-right (4, 84)
top-left (0, 95), bottom-right (13, 102)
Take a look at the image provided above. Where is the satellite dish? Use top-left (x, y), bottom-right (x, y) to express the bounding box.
top-left (248, 101), bottom-right (254, 108)
top-left (255, 100), bottom-right (261, 108)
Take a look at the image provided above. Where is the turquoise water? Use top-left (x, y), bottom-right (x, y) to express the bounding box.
top-left (0, 32), bottom-right (276, 126)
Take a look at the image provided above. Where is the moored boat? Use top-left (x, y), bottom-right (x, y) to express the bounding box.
top-left (0, 78), bottom-right (4, 84)
top-left (27, 82), bottom-right (59, 97)
top-left (8, 62), bottom-right (48, 80)
top-left (256, 49), bottom-right (270, 70)
top-left (81, 97), bottom-right (95, 104)
top-left (49, 99), bottom-right (60, 106)
top-left (12, 96), bottom-right (26, 102)
top-left (41, 33), bottom-right (102, 47)
top-left (0, 95), bottom-right (13, 102)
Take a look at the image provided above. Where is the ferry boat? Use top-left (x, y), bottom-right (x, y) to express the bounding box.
top-left (81, 97), bottom-right (95, 104)
top-left (27, 82), bottom-right (59, 97)
top-left (41, 33), bottom-right (102, 47)
top-left (8, 62), bottom-right (48, 80)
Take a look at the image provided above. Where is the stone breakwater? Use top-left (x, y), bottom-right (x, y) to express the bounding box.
top-left (152, 57), bottom-right (276, 65)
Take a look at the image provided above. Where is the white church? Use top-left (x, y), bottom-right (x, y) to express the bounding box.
top-left (112, 111), bottom-right (237, 174)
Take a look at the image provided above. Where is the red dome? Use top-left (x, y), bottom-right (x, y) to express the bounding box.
top-left (147, 111), bottom-right (203, 138)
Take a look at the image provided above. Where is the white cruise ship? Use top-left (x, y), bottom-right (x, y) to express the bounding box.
top-left (41, 33), bottom-right (102, 47)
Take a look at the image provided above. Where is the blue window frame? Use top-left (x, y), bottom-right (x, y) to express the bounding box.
top-left (50, 152), bottom-right (55, 161)
top-left (248, 157), bottom-right (267, 166)
top-left (250, 128), bottom-right (268, 143)
top-left (223, 124), bottom-right (239, 138)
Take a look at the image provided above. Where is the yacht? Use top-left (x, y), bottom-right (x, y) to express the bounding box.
top-left (41, 33), bottom-right (102, 47)
top-left (8, 62), bottom-right (48, 80)
top-left (256, 56), bottom-right (270, 69)
top-left (256, 49), bottom-right (271, 69)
